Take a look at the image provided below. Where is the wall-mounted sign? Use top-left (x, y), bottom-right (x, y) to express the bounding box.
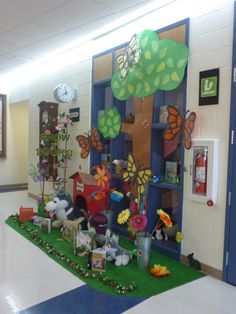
top-left (69, 107), bottom-right (80, 122)
top-left (199, 68), bottom-right (219, 106)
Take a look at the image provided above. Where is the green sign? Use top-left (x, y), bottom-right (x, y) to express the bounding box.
top-left (201, 76), bottom-right (217, 98)
top-left (199, 68), bottom-right (219, 106)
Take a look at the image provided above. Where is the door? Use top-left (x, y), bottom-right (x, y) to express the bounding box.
top-left (224, 1), bottom-right (236, 286)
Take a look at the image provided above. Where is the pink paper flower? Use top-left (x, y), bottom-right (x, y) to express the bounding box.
top-left (130, 214), bottom-right (147, 232)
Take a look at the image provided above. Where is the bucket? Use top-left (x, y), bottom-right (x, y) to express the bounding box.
top-left (136, 232), bottom-right (152, 270)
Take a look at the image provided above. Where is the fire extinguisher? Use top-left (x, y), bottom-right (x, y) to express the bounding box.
top-left (195, 149), bottom-right (207, 194)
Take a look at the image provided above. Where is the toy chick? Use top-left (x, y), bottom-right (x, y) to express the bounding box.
top-left (150, 264), bottom-right (170, 277)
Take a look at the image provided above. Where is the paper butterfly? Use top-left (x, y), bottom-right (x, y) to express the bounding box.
top-left (116, 34), bottom-right (141, 80)
top-left (123, 154), bottom-right (151, 197)
top-left (76, 127), bottom-right (103, 159)
top-left (163, 105), bottom-right (196, 150)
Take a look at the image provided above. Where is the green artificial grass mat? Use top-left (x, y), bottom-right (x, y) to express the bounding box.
top-left (6, 215), bottom-right (204, 297)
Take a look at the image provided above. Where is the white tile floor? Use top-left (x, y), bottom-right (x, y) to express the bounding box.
top-left (0, 191), bottom-right (236, 314)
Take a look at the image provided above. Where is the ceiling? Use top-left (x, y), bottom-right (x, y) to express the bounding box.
top-left (0, 0), bottom-right (162, 76)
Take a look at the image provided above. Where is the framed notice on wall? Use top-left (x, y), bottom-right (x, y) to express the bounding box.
top-left (199, 68), bottom-right (219, 106)
top-left (0, 94), bottom-right (6, 158)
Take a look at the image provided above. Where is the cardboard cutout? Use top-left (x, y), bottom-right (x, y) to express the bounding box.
top-left (98, 107), bottom-right (121, 139)
top-left (112, 30), bottom-right (189, 100)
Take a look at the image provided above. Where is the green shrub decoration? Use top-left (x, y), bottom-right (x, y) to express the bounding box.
top-left (111, 30), bottom-right (189, 100)
top-left (98, 107), bottom-right (121, 139)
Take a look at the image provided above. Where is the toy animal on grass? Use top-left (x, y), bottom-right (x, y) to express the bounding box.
top-left (187, 253), bottom-right (201, 270)
top-left (150, 264), bottom-right (170, 277)
top-left (103, 230), bottom-right (132, 266)
top-left (45, 189), bottom-right (84, 228)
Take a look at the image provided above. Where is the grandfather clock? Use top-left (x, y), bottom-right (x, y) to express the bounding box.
top-left (38, 101), bottom-right (58, 179)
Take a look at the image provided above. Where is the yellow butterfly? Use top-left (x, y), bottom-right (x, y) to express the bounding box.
top-left (123, 154), bottom-right (151, 197)
top-left (116, 34), bottom-right (141, 80)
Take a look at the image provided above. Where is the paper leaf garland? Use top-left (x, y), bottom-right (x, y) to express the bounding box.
top-left (98, 107), bottom-right (121, 139)
top-left (111, 30), bottom-right (189, 100)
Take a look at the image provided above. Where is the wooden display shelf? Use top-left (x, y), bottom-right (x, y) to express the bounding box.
top-left (152, 239), bottom-right (180, 260)
top-left (150, 182), bottom-right (181, 190)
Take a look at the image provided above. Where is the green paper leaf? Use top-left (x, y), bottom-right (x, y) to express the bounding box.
top-left (147, 65), bottom-right (154, 74)
top-left (114, 116), bottom-right (119, 124)
top-left (109, 129), bottom-right (115, 137)
top-left (171, 72), bottom-right (180, 81)
top-left (136, 83), bottom-right (142, 94)
top-left (102, 126), bottom-right (108, 133)
top-left (177, 59), bottom-right (187, 68)
top-left (113, 81), bottom-right (120, 89)
top-left (136, 72), bottom-right (144, 80)
top-left (99, 116), bottom-right (105, 126)
top-left (128, 84), bottom-right (134, 93)
top-left (107, 109), bottom-right (114, 117)
top-left (154, 76), bottom-right (160, 88)
top-left (144, 81), bottom-right (151, 92)
top-left (144, 50), bottom-right (152, 60)
top-left (159, 47), bottom-right (168, 58)
top-left (167, 58), bottom-right (175, 68)
top-left (141, 35), bottom-right (149, 48)
top-left (162, 74), bottom-right (170, 85)
top-left (157, 62), bottom-right (165, 72)
top-left (114, 124), bottom-right (120, 131)
top-left (119, 89), bottom-right (125, 98)
top-left (151, 41), bottom-right (159, 52)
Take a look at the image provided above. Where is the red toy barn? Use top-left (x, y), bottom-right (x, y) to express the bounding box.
top-left (70, 172), bottom-right (107, 217)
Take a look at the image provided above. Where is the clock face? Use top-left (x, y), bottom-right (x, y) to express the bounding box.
top-left (54, 83), bottom-right (76, 103)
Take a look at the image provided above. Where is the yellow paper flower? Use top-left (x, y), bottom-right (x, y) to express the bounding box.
top-left (157, 208), bottom-right (173, 228)
top-left (117, 209), bottom-right (130, 224)
top-left (94, 165), bottom-right (108, 188)
top-left (176, 231), bottom-right (184, 243)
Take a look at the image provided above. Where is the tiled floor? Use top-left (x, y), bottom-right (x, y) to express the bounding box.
top-left (1, 191), bottom-right (236, 314)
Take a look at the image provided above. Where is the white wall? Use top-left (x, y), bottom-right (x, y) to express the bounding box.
top-left (0, 100), bottom-right (29, 185)
top-left (182, 5), bottom-right (233, 270)
top-left (13, 0), bottom-right (234, 271)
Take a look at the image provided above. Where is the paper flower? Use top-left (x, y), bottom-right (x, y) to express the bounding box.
top-left (130, 214), bottom-right (147, 232)
top-left (29, 164), bottom-right (44, 182)
top-left (94, 165), bottom-right (109, 188)
top-left (117, 209), bottom-right (130, 224)
top-left (157, 209), bottom-right (173, 228)
top-left (176, 231), bottom-right (184, 243)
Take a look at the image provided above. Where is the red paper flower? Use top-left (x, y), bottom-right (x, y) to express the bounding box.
top-left (130, 214), bottom-right (147, 232)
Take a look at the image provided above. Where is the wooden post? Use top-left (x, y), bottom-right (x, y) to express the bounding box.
top-left (121, 95), bottom-right (154, 167)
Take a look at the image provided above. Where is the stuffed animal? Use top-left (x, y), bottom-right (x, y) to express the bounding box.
top-left (152, 228), bottom-right (163, 240)
top-left (103, 230), bottom-right (132, 266)
top-left (45, 189), bottom-right (81, 228)
top-left (187, 253), bottom-right (201, 270)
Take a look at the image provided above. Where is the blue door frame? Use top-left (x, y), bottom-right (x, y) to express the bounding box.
top-left (223, 1), bottom-right (236, 286)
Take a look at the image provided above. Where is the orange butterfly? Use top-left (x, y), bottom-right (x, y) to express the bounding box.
top-left (163, 105), bottom-right (196, 150)
top-left (76, 127), bottom-right (103, 159)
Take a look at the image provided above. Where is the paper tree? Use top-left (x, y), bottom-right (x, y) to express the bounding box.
top-left (111, 30), bottom-right (189, 100)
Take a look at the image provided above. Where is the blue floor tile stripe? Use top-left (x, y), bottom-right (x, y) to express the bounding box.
top-left (20, 284), bottom-right (147, 314)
